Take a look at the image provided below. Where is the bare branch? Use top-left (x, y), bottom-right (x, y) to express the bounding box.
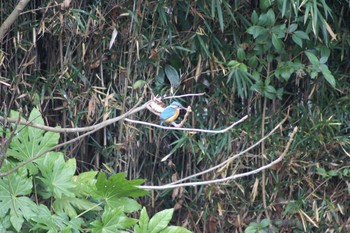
top-left (139, 126), bottom-right (298, 190)
top-left (164, 110), bottom-right (290, 185)
top-left (0, 0), bottom-right (31, 42)
top-left (124, 115), bottom-right (248, 133)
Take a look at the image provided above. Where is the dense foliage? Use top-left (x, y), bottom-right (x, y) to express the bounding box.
top-left (1, 0), bottom-right (349, 232)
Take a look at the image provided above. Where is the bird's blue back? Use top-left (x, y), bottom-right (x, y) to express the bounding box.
top-left (160, 106), bottom-right (177, 122)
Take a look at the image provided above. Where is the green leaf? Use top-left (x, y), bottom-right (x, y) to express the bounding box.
top-left (237, 47), bottom-right (246, 61)
top-left (37, 152), bottom-right (76, 199)
top-left (74, 171), bottom-right (98, 197)
top-left (108, 197), bottom-right (141, 213)
top-left (320, 64), bottom-right (336, 87)
top-left (227, 60), bottom-right (239, 68)
top-left (247, 26), bottom-right (268, 39)
top-left (134, 207), bottom-right (149, 233)
top-left (292, 34), bottom-right (303, 47)
top-left (31, 204), bottom-right (84, 232)
top-left (305, 51), bottom-right (319, 66)
top-left (53, 196), bottom-right (102, 217)
top-left (148, 208), bottom-right (174, 233)
top-left (294, 30), bottom-right (309, 40)
top-left (133, 80), bottom-right (147, 89)
top-left (92, 172), bottom-right (147, 210)
top-left (248, 56), bottom-right (258, 68)
top-left (156, 69), bottom-right (165, 86)
top-left (91, 207), bottom-right (137, 233)
top-left (287, 23), bottom-right (298, 33)
top-left (0, 165), bottom-right (37, 232)
top-left (328, 170), bottom-right (338, 176)
top-left (161, 226), bottom-right (192, 233)
top-left (7, 108), bottom-right (60, 174)
top-left (251, 11), bottom-right (258, 25)
top-left (245, 225), bottom-right (258, 233)
top-left (215, 0), bottom-right (224, 32)
top-left (276, 88), bottom-right (284, 100)
top-left (259, 218), bottom-right (270, 228)
top-left (272, 33), bottom-right (283, 52)
top-left (266, 9), bottom-right (276, 26)
top-left (164, 65), bottom-right (181, 87)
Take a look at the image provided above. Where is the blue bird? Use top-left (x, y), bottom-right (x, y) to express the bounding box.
top-left (160, 101), bottom-right (185, 125)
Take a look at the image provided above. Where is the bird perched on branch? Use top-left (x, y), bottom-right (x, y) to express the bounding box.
top-left (160, 101), bottom-right (185, 125)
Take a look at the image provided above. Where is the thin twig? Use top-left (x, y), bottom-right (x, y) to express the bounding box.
top-left (124, 115), bottom-right (248, 133)
top-left (138, 126), bottom-right (297, 190)
top-left (163, 93), bottom-right (206, 99)
top-left (0, 100), bottom-right (152, 133)
top-left (167, 110), bottom-right (290, 185)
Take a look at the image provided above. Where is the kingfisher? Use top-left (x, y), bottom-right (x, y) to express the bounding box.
top-left (160, 101), bottom-right (185, 125)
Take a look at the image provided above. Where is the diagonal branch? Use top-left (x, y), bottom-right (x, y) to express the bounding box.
top-left (139, 126), bottom-right (298, 190)
top-left (160, 109), bottom-right (290, 185)
top-left (0, 0), bottom-right (31, 42)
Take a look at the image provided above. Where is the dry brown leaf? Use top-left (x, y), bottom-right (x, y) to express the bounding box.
top-left (61, 0), bottom-right (72, 10)
top-left (87, 93), bottom-right (96, 123)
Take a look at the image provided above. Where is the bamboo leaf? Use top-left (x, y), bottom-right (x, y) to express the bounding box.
top-left (164, 65), bottom-right (181, 87)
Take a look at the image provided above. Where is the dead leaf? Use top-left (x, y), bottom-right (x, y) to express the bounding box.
top-left (87, 94), bottom-right (96, 123)
top-left (61, 0), bottom-right (72, 10)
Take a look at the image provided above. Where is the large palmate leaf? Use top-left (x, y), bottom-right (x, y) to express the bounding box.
top-left (53, 196), bottom-right (102, 217)
top-left (6, 108), bottom-right (60, 174)
top-left (30, 204), bottom-right (83, 232)
top-left (134, 208), bottom-right (191, 233)
top-left (91, 207), bottom-right (138, 233)
top-left (0, 164), bottom-right (37, 232)
top-left (36, 152), bottom-right (76, 199)
top-left (92, 172), bottom-right (147, 212)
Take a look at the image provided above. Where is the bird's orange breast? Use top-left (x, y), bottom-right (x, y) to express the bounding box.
top-left (164, 108), bottom-right (180, 123)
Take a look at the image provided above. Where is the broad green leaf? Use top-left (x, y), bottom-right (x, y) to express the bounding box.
top-left (31, 204), bottom-right (84, 232)
top-left (259, 218), bottom-right (270, 228)
top-left (259, 0), bottom-right (270, 11)
top-left (247, 26), bottom-right (268, 39)
top-left (287, 24), bottom-right (298, 33)
top-left (108, 197), bottom-right (141, 213)
top-left (0, 165), bottom-right (37, 232)
top-left (148, 208), bottom-right (174, 233)
top-left (92, 172), bottom-right (147, 210)
top-left (156, 69), bottom-right (165, 86)
top-left (134, 207), bottom-right (149, 233)
top-left (227, 60), bottom-right (239, 68)
top-left (248, 56), bottom-right (258, 68)
top-left (320, 64), bottom-right (336, 87)
top-left (74, 171), bottom-right (98, 197)
top-left (305, 51), bottom-right (319, 66)
top-left (328, 170), bottom-right (338, 176)
top-left (91, 207), bottom-right (137, 233)
top-left (7, 108), bottom-right (60, 174)
top-left (133, 80), bottom-right (147, 89)
top-left (161, 226), bottom-right (192, 233)
top-left (37, 152), bottom-right (76, 199)
top-left (266, 9), bottom-right (276, 26)
top-left (320, 56), bottom-right (328, 64)
top-left (292, 34), bottom-right (303, 47)
top-left (251, 11), bottom-right (258, 25)
top-left (272, 33), bottom-right (283, 52)
top-left (320, 46), bottom-right (330, 58)
top-left (237, 47), bottom-right (246, 61)
top-left (294, 30), bottom-right (309, 40)
top-left (276, 88), bottom-right (284, 100)
top-left (164, 65), bottom-right (180, 87)
top-left (53, 196), bottom-right (102, 217)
